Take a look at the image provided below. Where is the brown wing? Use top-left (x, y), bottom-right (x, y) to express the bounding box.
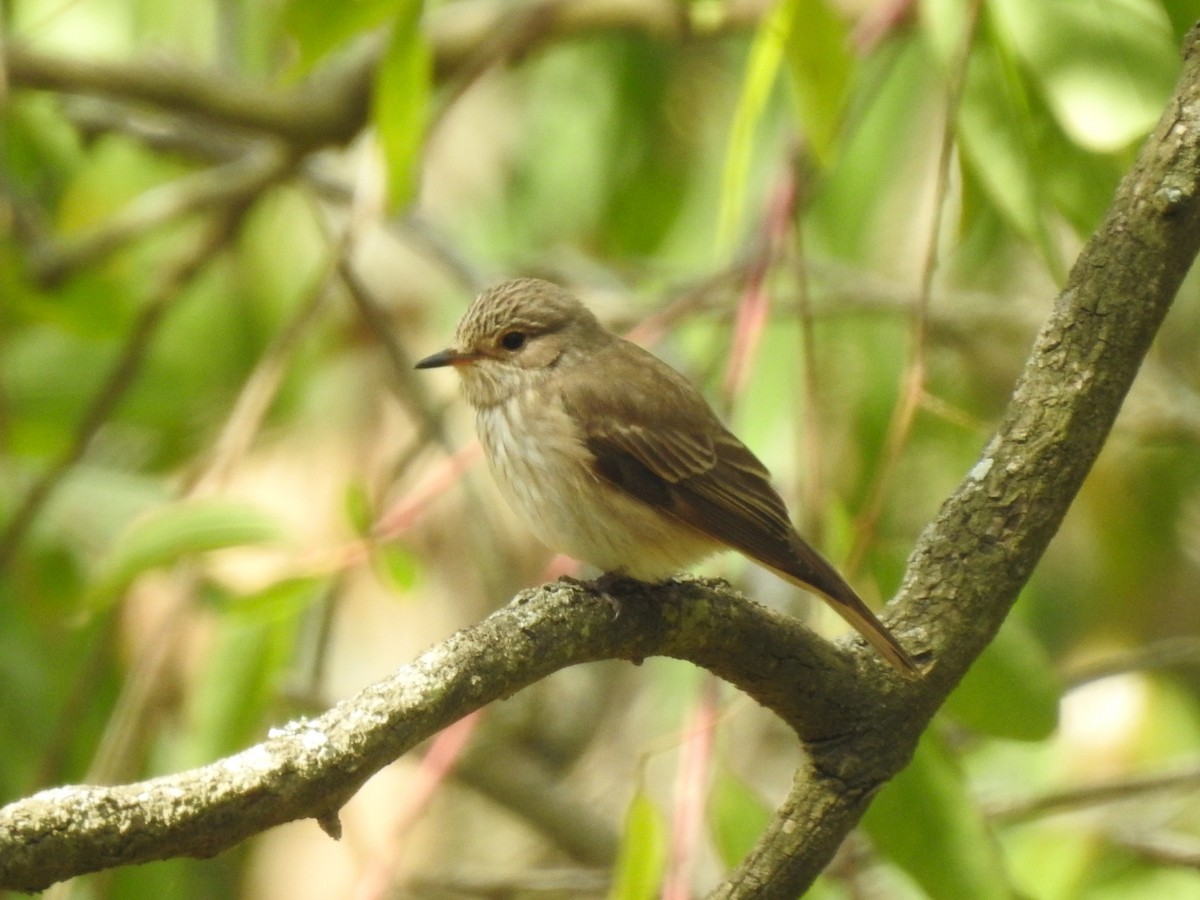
top-left (561, 338), bottom-right (832, 584)
top-left (560, 337), bottom-right (920, 676)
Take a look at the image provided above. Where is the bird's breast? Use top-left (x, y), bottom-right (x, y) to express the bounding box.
top-left (476, 390), bottom-right (591, 528)
top-left (474, 390), bottom-right (716, 577)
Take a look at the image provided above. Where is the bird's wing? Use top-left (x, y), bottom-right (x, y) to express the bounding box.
top-left (560, 338), bottom-right (920, 676)
top-left (559, 339), bottom-right (806, 577)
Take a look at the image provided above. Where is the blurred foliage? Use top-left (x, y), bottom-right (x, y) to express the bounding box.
top-left (4, 0), bottom-right (1200, 897)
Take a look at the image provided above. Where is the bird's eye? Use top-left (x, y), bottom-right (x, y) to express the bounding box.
top-left (500, 331), bottom-right (527, 351)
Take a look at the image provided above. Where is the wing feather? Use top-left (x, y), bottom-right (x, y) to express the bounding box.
top-left (561, 338), bottom-right (800, 573)
top-left (560, 336), bottom-right (919, 675)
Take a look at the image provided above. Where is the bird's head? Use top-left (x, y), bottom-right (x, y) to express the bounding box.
top-left (416, 278), bottom-right (608, 409)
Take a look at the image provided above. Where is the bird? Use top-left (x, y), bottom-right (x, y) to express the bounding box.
top-left (415, 277), bottom-right (920, 676)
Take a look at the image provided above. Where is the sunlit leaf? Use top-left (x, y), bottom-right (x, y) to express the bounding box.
top-left (920, 1), bottom-right (1060, 268)
top-left (991, 0), bottom-right (1177, 152)
top-left (217, 576), bottom-right (326, 622)
top-left (956, 25), bottom-right (1053, 260)
top-left (343, 479), bottom-right (374, 536)
top-left (718, 0), bottom-right (793, 250)
top-left (598, 37), bottom-right (692, 256)
top-left (920, 0), bottom-right (972, 64)
top-left (782, 0), bottom-right (854, 166)
top-left (609, 789), bottom-right (666, 900)
top-left (806, 36), bottom-right (931, 258)
top-left (372, 0), bottom-right (431, 211)
top-left (174, 582), bottom-right (302, 768)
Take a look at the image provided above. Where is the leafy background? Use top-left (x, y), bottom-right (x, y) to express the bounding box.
top-left (5, 0), bottom-right (1200, 897)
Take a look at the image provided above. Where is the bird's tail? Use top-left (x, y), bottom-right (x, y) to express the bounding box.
top-left (776, 536), bottom-right (923, 677)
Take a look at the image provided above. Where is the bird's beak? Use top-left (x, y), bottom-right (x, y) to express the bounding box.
top-left (415, 347), bottom-right (479, 369)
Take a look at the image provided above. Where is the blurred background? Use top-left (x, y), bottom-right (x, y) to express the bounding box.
top-left (5, 0), bottom-right (1200, 896)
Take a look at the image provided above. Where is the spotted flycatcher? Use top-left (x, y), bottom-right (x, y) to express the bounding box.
top-left (416, 278), bottom-right (918, 675)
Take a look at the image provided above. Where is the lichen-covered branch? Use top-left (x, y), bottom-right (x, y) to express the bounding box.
top-left (0, 578), bottom-right (894, 892)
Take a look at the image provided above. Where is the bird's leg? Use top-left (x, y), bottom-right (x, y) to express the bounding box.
top-left (556, 571), bottom-right (655, 619)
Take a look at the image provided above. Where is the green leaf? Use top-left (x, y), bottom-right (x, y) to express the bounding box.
top-left (282, 0), bottom-right (399, 74)
top-left (865, 729), bottom-right (1014, 900)
top-left (709, 770), bottom-right (773, 869)
top-left (1033, 99), bottom-right (1125, 235)
top-left (782, 0), bottom-right (854, 166)
top-left (87, 499), bottom-right (289, 611)
top-left (343, 479), bottom-right (374, 536)
top-left (956, 23), bottom-right (1053, 259)
top-left (806, 36), bottom-right (932, 258)
top-left (373, 542), bottom-right (419, 591)
top-left (991, 0), bottom-right (1177, 152)
top-left (920, 0), bottom-right (970, 63)
top-left (372, 1), bottom-right (431, 211)
top-left (717, 0), bottom-right (792, 250)
top-left (920, 1), bottom-right (1061, 269)
top-left (597, 37), bottom-right (693, 257)
top-left (216, 576), bottom-right (326, 622)
top-left (609, 790), bottom-right (667, 900)
top-left (944, 611), bottom-right (1060, 741)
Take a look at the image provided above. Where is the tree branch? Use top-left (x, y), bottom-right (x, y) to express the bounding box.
top-left (0, 578), bottom-right (894, 892)
top-left (4, 16), bottom-right (1200, 900)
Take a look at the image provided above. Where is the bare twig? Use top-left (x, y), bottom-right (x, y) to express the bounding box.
top-left (455, 731), bottom-right (621, 865)
top-left (28, 144), bottom-right (287, 286)
top-left (663, 677), bottom-right (720, 900)
top-left (407, 866), bottom-right (609, 896)
top-left (5, 42), bottom-right (372, 150)
top-left (988, 759), bottom-right (1200, 824)
top-left (1063, 637), bottom-right (1200, 688)
top-left (1117, 830), bottom-right (1200, 868)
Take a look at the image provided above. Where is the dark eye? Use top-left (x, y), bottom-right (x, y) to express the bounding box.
top-left (500, 331), bottom-right (526, 351)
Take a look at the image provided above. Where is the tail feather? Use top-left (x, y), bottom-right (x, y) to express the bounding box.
top-left (771, 534), bottom-right (922, 677)
top-left (776, 567), bottom-right (920, 676)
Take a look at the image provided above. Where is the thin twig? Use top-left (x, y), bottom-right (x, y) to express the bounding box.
top-left (455, 729), bottom-right (622, 865)
top-left (183, 236), bottom-right (335, 496)
top-left (28, 145), bottom-right (286, 286)
top-left (357, 711), bottom-right (484, 899)
top-left (1117, 830), bottom-right (1200, 868)
top-left (788, 159), bottom-right (827, 544)
top-left (988, 759), bottom-right (1200, 824)
top-left (1063, 637), bottom-right (1200, 688)
top-left (5, 0), bottom-right (764, 157)
top-left (719, 167), bottom-right (798, 415)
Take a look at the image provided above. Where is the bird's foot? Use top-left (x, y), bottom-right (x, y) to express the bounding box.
top-left (557, 571), bottom-right (653, 619)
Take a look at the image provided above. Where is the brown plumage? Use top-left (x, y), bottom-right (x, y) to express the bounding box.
top-left (417, 278), bottom-right (920, 676)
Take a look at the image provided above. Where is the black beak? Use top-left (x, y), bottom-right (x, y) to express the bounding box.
top-left (415, 347), bottom-right (475, 369)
